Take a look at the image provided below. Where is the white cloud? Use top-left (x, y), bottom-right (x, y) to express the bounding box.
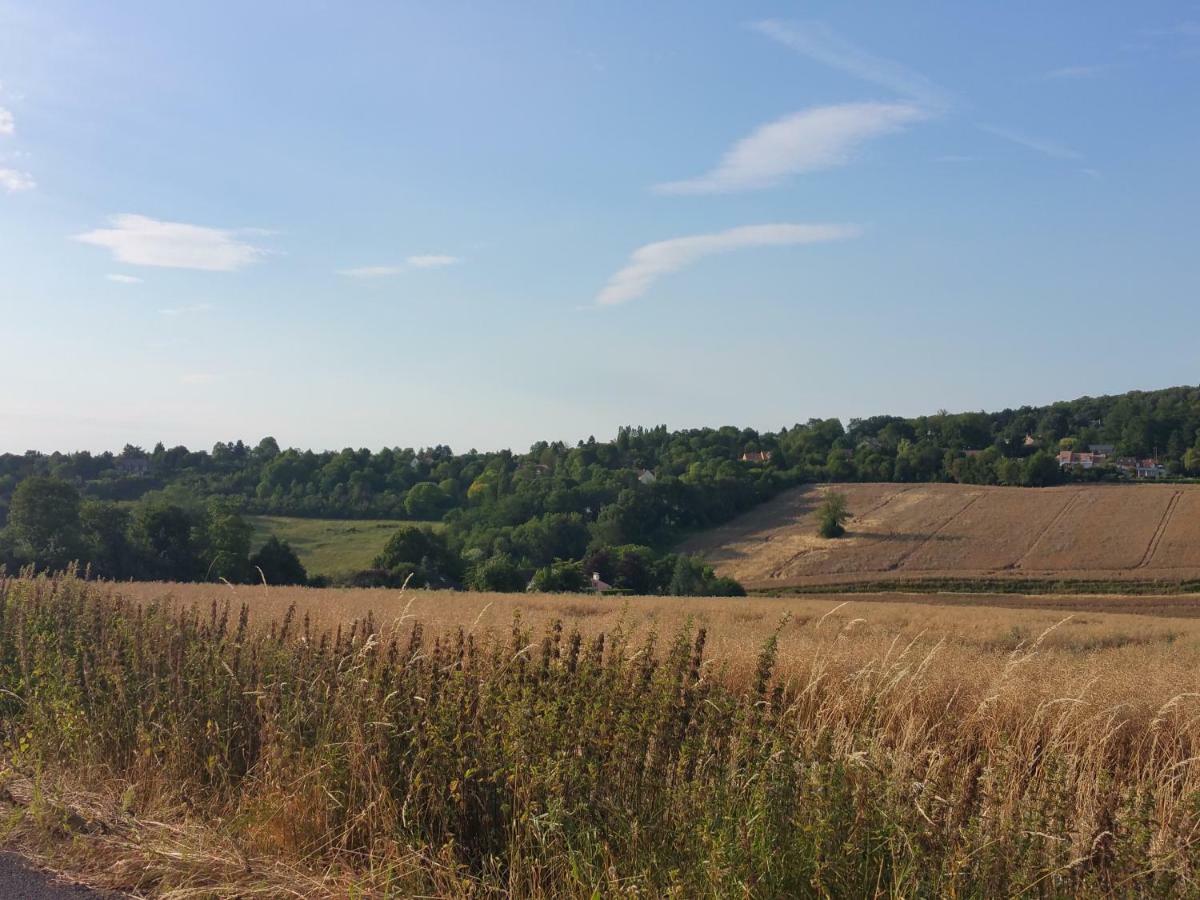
top-left (751, 20), bottom-right (952, 110)
top-left (980, 124), bottom-right (1082, 160)
top-left (340, 265), bottom-right (405, 278)
top-left (0, 167), bottom-right (35, 192)
top-left (1044, 64), bottom-right (1109, 80)
top-left (340, 255), bottom-right (462, 277)
top-left (0, 107), bottom-right (13, 136)
top-left (655, 102), bottom-right (926, 195)
top-left (407, 254), bottom-right (462, 268)
top-left (160, 303), bottom-right (213, 316)
top-left (106, 273), bottom-right (143, 284)
top-left (74, 214), bottom-right (267, 271)
top-left (595, 223), bottom-right (861, 307)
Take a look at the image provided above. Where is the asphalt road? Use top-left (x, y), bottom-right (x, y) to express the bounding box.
top-left (0, 852), bottom-right (112, 898)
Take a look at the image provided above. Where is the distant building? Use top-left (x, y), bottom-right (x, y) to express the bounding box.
top-left (1023, 434), bottom-right (1039, 448)
top-left (1057, 450), bottom-right (1099, 469)
top-left (1106, 457), bottom-right (1166, 479)
top-left (636, 469), bottom-right (657, 485)
top-left (590, 572), bottom-right (613, 593)
top-left (1136, 459), bottom-right (1167, 478)
top-left (116, 458), bottom-right (151, 477)
top-left (1089, 444), bottom-right (1115, 457)
top-left (740, 450), bottom-right (773, 464)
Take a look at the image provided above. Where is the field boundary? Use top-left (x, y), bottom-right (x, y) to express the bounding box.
top-left (753, 575), bottom-right (1200, 597)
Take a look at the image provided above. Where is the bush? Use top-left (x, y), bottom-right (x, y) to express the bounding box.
top-left (468, 554), bottom-right (526, 592)
top-left (249, 535), bottom-right (308, 586)
top-left (528, 559), bottom-right (589, 593)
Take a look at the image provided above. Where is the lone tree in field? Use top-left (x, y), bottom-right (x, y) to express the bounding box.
top-left (817, 491), bottom-right (849, 539)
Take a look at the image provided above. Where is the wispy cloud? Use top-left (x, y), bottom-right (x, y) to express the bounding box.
top-left (655, 102), bottom-right (926, 195)
top-left (0, 167), bottom-right (35, 192)
top-left (340, 254), bottom-right (463, 278)
top-left (1044, 64), bottom-right (1109, 80)
top-left (159, 303), bottom-right (213, 316)
top-left (106, 273), bottom-right (143, 284)
top-left (595, 223), bottom-right (860, 307)
top-left (0, 107), bottom-right (13, 136)
top-left (75, 214), bottom-right (268, 271)
top-left (979, 124), bottom-right (1082, 160)
top-left (751, 20), bottom-right (952, 110)
top-left (407, 254), bottom-right (461, 269)
top-left (340, 265), bottom-right (404, 278)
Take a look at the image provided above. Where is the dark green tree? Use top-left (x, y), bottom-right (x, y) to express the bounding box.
top-left (80, 500), bottom-right (135, 578)
top-left (6, 476), bottom-right (83, 569)
top-left (529, 559), bottom-right (589, 593)
top-left (249, 536), bottom-right (308, 585)
top-left (817, 492), bottom-right (849, 539)
top-left (468, 554), bottom-right (526, 592)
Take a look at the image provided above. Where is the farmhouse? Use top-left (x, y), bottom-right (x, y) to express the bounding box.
top-left (1057, 450), bottom-right (1100, 469)
top-left (590, 572), bottom-right (613, 593)
top-left (636, 469), bottom-right (657, 485)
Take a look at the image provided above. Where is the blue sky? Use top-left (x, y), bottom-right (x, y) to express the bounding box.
top-left (1, 2), bottom-right (1198, 453)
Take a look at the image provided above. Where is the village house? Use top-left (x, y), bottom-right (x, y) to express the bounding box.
top-left (1135, 459), bottom-right (1167, 478)
top-left (740, 450), bottom-right (773, 463)
top-left (636, 469), bottom-right (656, 485)
top-left (590, 572), bottom-right (612, 593)
top-left (1056, 450), bottom-right (1100, 469)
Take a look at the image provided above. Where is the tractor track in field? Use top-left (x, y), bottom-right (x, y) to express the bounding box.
top-left (1012, 490), bottom-right (1083, 570)
top-left (887, 493), bottom-right (983, 572)
top-left (1137, 490), bottom-right (1184, 569)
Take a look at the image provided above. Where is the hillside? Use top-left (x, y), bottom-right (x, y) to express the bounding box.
top-left (680, 482), bottom-right (1200, 589)
top-left (247, 516), bottom-right (415, 577)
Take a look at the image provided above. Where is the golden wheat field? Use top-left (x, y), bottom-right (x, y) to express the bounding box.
top-left (679, 482), bottom-right (1200, 588)
top-left (8, 577), bottom-right (1200, 896)
top-left (117, 580), bottom-right (1200, 691)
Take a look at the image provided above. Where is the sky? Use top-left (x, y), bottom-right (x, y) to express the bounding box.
top-left (1, 1), bottom-right (1198, 454)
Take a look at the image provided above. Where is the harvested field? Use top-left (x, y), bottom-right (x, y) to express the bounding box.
top-left (680, 482), bottom-right (1200, 589)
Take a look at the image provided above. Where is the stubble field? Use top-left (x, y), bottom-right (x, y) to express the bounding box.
top-left (680, 481), bottom-right (1200, 589)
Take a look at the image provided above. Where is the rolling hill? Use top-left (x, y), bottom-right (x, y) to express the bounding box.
top-left (679, 483), bottom-right (1200, 589)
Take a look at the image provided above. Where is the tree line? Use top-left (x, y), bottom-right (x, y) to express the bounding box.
top-left (2, 384), bottom-right (1199, 590)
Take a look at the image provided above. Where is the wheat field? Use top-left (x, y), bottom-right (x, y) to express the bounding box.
top-left (2, 575), bottom-right (1200, 896)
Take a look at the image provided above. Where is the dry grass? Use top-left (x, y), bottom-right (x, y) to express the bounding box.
top-left (4, 575), bottom-right (1200, 896)
top-left (680, 482), bottom-right (1200, 588)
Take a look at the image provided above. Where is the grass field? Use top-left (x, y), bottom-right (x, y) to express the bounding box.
top-left (4, 575), bottom-right (1200, 896)
top-left (680, 482), bottom-right (1200, 590)
top-left (247, 515), bottom-right (420, 576)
